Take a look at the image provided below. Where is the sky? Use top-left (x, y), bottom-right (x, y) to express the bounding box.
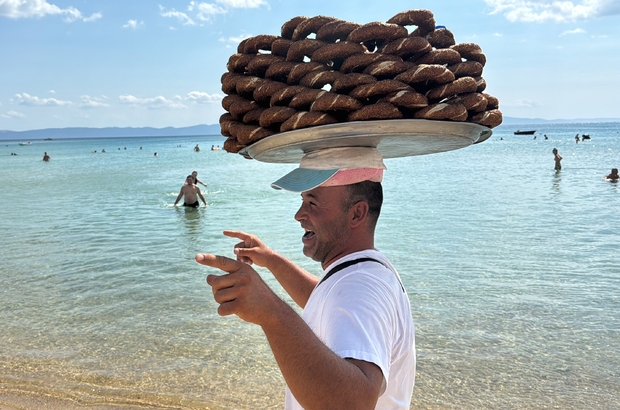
top-left (1, 0), bottom-right (619, 131)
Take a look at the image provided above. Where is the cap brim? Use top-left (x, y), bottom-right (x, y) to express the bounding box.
top-left (271, 168), bottom-right (339, 192)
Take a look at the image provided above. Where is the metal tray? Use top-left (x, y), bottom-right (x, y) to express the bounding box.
top-left (238, 119), bottom-right (492, 163)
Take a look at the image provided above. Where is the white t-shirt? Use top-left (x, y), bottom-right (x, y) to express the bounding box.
top-left (284, 249), bottom-right (416, 410)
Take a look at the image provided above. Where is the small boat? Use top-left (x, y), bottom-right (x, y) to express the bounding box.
top-left (18, 142), bottom-right (32, 146)
top-left (514, 130), bottom-right (536, 135)
top-left (44, 138), bottom-right (52, 141)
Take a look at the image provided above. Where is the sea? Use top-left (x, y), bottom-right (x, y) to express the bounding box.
top-left (1, 122), bottom-right (619, 410)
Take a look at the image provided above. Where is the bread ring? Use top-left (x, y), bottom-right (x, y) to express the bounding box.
top-left (300, 70), bottom-right (344, 89)
top-left (235, 76), bottom-right (266, 98)
top-left (219, 113), bottom-right (235, 136)
top-left (264, 61), bottom-right (297, 83)
top-left (387, 9), bottom-right (436, 35)
top-left (222, 94), bottom-right (248, 111)
top-left (426, 27), bottom-right (455, 49)
top-left (362, 60), bottom-right (413, 79)
top-left (378, 36), bottom-right (432, 59)
top-left (468, 109), bottom-right (502, 128)
top-left (331, 73), bottom-right (377, 94)
top-left (446, 92), bottom-right (487, 113)
top-left (270, 85), bottom-right (307, 107)
top-left (482, 93), bottom-right (499, 110)
top-left (271, 38), bottom-right (293, 57)
top-left (451, 43), bottom-right (486, 66)
top-left (289, 89), bottom-right (328, 110)
top-left (259, 106), bottom-right (298, 128)
top-left (379, 90), bottom-right (428, 109)
top-left (394, 64), bottom-right (455, 85)
top-left (475, 76), bottom-right (487, 92)
top-left (310, 92), bottom-right (363, 112)
top-left (316, 20), bottom-right (361, 42)
top-left (247, 54), bottom-right (284, 77)
top-left (223, 136), bottom-right (245, 153)
top-left (242, 108), bottom-right (266, 125)
top-left (347, 22), bottom-right (409, 44)
top-left (221, 72), bottom-right (244, 94)
top-left (414, 48), bottom-right (462, 65)
top-left (349, 79), bottom-right (413, 100)
top-left (347, 102), bottom-right (403, 122)
top-left (253, 80), bottom-right (288, 105)
top-left (230, 123), bottom-right (275, 145)
top-left (292, 15), bottom-right (339, 41)
top-left (280, 111), bottom-right (338, 132)
top-left (414, 102), bottom-right (468, 121)
top-left (425, 76), bottom-right (478, 102)
top-left (227, 53), bottom-right (255, 73)
top-left (281, 16), bottom-right (308, 40)
top-left (286, 39), bottom-right (327, 62)
top-left (311, 41), bottom-right (367, 67)
top-left (287, 62), bottom-right (327, 85)
top-left (447, 61), bottom-right (483, 78)
top-left (228, 99), bottom-right (259, 120)
top-left (243, 34), bottom-right (279, 54)
top-left (340, 52), bottom-right (403, 73)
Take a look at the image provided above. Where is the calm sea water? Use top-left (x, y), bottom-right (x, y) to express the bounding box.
top-left (1, 123), bottom-right (619, 409)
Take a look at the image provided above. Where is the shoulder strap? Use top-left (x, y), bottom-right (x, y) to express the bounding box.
top-left (317, 257), bottom-right (384, 287)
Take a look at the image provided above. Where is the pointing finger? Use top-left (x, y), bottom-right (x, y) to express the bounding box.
top-left (195, 253), bottom-right (243, 273)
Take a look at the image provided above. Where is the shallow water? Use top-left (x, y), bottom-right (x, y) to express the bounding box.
top-left (1, 124), bottom-right (619, 409)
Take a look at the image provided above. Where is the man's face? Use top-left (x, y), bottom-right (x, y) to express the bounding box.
top-left (294, 185), bottom-right (350, 265)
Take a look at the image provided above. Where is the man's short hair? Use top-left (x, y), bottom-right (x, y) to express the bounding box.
top-left (343, 181), bottom-right (383, 229)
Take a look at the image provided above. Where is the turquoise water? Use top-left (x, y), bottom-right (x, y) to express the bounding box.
top-left (1, 124), bottom-right (619, 409)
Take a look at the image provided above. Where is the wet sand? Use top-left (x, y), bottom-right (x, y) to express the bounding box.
top-left (0, 393), bottom-right (172, 410)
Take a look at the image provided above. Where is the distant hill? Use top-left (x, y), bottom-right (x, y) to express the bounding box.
top-left (0, 124), bottom-right (222, 140)
top-left (500, 117), bottom-right (620, 125)
top-left (2, 117), bottom-right (619, 141)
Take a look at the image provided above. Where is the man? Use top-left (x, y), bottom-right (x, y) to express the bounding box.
top-left (174, 175), bottom-right (206, 207)
top-left (43, 152), bottom-right (50, 161)
top-left (196, 147), bottom-right (415, 409)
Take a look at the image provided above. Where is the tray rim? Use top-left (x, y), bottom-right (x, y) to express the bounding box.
top-left (238, 119), bottom-right (492, 163)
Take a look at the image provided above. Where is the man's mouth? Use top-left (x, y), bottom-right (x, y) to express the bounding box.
top-left (302, 229), bottom-right (316, 242)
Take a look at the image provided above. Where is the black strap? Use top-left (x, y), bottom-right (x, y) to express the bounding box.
top-left (317, 257), bottom-right (384, 287)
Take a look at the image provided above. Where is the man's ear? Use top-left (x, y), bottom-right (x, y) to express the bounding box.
top-left (349, 201), bottom-right (369, 229)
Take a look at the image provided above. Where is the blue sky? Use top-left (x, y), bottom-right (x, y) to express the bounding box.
top-left (1, 0), bottom-right (619, 131)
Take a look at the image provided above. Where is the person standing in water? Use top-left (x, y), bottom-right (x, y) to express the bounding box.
top-left (43, 152), bottom-right (50, 161)
top-left (553, 148), bottom-right (562, 171)
top-left (174, 176), bottom-right (206, 207)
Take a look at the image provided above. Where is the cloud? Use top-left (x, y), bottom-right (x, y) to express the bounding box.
top-left (485, 0), bottom-right (618, 23)
top-left (159, 5), bottom-right (196, 25)
top-left (162, 1), bottom-right (268, 25)
top-left (215, 0), bottom-right (268, 8)
top-left (185, 91), bottom-right (223, 103)
top-left (79, 95), bottom-right (110, 109)
top-left (188, 1), bottom-right (227, 21)
top-left (119, 95), bottom-right (187, 109)
top-left (13, 93), bottom-right (72, 106)
top-left (0, 0), bottom-right (102, 22)
top-left (514, 99), bottom-right (543, 108)
top-left (560, 27), bottom-right (586, 35)
top-left (1, 110), bottom-right (26, 119)
top-left (123, 19), bottom-right (144, 29)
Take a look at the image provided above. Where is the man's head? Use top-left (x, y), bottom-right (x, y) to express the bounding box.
top-left (186, 175), bottom-right (195, 184)
top-left (294, 181), bottom-right (383, 267)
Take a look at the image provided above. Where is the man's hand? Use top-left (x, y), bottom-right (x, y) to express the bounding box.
top-left (223, 230), bottom-right (276, 268)
top-left (196, 253), bottom-right (282, 326)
